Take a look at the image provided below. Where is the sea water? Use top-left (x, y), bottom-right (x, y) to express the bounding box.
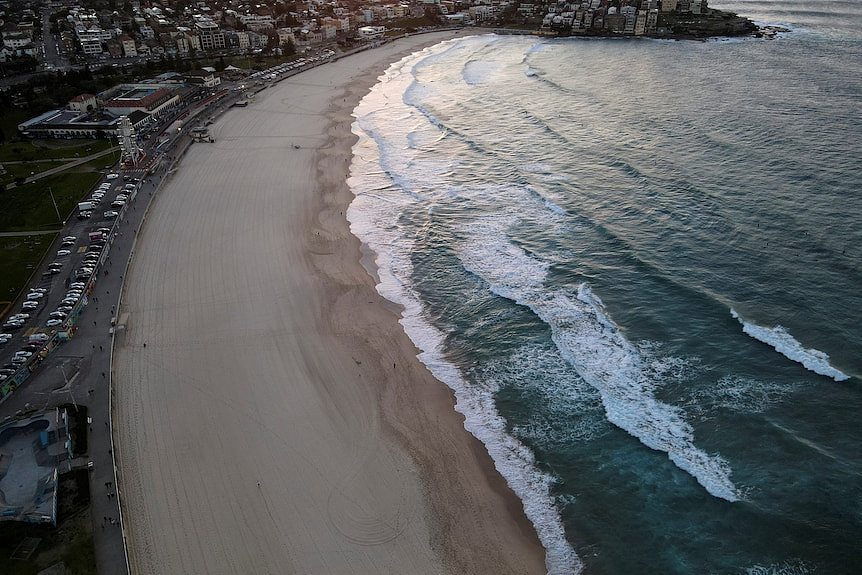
top-left (346, 1), bottom-right (862, 572)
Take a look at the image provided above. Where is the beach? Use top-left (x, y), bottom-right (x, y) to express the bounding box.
top-left (112, 31), bottom-right (547, 575)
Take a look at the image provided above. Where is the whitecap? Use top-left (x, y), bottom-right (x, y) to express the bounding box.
top-left (457, 215), bottom-right (740, 502)
top-left (730, 309), bottom-right (849, 381)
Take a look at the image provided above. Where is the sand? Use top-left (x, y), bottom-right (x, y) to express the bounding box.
top-left (112, 32), bottom-right (547, 575)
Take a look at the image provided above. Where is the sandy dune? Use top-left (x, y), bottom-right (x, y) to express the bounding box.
top-left (112, 33), bottom-right (546, 575)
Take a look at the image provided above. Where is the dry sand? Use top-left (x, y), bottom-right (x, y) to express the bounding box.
top-left (113, 32), bottom-right (547, 575)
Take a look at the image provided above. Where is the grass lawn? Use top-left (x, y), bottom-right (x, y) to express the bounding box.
top-left (0, 171), bottom-right (101, 232)
top-left (0, 139), bottom-right (113, 163)
top-left (0, 161), bottom-right (63, 186)
top-left (0, 234), bottom-right (55, 307)
top-left (72, 148), bottom-right (120, 172)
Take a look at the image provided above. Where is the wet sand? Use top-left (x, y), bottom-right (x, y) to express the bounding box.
top-left (112, 32), bottom-right (547, 574)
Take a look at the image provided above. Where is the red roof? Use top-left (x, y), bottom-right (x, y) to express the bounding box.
top-left (70, 93), bottom-right (96, 103)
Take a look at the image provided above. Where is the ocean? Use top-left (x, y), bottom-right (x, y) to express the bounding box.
top-left (346, 1), bottom-right (862, 573)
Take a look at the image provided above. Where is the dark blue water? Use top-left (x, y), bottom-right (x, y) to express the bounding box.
top-left (347, 2), bottom-right (862, 572)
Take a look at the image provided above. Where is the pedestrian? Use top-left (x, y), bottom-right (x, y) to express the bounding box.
top-left (101, 372), bottom-right (105, 378)
top-left (99, 345), bottom-right (103, 351)
top-left (143, 343), bottom-right (147, 348)
top-left (94, 321), bottom-right (97, 326)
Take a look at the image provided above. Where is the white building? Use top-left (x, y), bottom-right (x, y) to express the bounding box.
top-left (357, 25), bottom-right (385, 40)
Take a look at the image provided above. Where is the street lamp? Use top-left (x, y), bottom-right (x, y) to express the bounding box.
top-left (48, 187), bottom-right (65, 226)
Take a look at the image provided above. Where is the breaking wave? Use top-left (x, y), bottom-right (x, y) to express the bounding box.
top-left (457, 214), bottom-right (740, 502)
top-left (731, 310), bottom-right (849, 381)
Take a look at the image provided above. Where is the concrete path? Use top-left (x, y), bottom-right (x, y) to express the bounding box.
top-left (5, 146), bottom-right (119, 189)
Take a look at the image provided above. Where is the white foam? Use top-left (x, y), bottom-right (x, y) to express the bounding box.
top-left (746, 559), bottom-right (813, 575)
top-left (731, 310), bottom-right (849, 381)
top-left (484, 344), bottom-right (609, 448)
top-left (462, 59), bottom-right (503, 85)
top-left (347, 41), bottom-right (581, 575)
top-left (457, 215), bottom-right (740, 502)
top-left (681, 375), bottom-right (801, 420)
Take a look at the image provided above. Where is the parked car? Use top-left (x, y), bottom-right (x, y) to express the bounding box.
top-left (62, 236), bottom-right (76, 242)
top-left (57, 249), bottom-right (72, 256)
top-left (111, 201), bottom-right (126, 208)
top-left (107, 173), bottom-right (119, 179)
top-left (70, 282), bottom-right (86, 289)
top-left (26, 293), bottom-right (43, 300)
top-left (22, 301), bottom-right (39, 310)
top-left (46, 319), bottom-right (63, 327)
top-left (11, 356), bottom-right (27, 365)
top-left (104, 211), bottom-right (119, 219)
top-left (9, 314), bottom-right (29, 320)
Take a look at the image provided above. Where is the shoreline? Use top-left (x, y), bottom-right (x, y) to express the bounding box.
top-left (113, 31), bottom-right (547, 574)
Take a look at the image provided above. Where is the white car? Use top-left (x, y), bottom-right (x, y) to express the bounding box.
top-left (22, 301), bottom-right (39, 310)
top-left (26, 293), bottom-right (43, 300)
top-left (104, 211), bottom-right (118, 219)
top-left (10, 314), bottom-right (29, 320)
top-left (46, 319), bottom-right (63, 327)
top-left (71, 282), bottom-right (85, 288)
top-left (61, 298), bottom-right (78, 306)
top-left (31, 288), bottom-right (47, 293)
top-left (57, 249), bottom-right (72, 256)
top-left (62, 236), bottom-right (76, 242)
top-left (106, 173), bottom-right (119, 179)
top-left (116, 194), bottom-right (129, 200)
top-left (11, 356), bottom-right (27, 364)
top-left (14, 351), bottom-right (33, 358)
